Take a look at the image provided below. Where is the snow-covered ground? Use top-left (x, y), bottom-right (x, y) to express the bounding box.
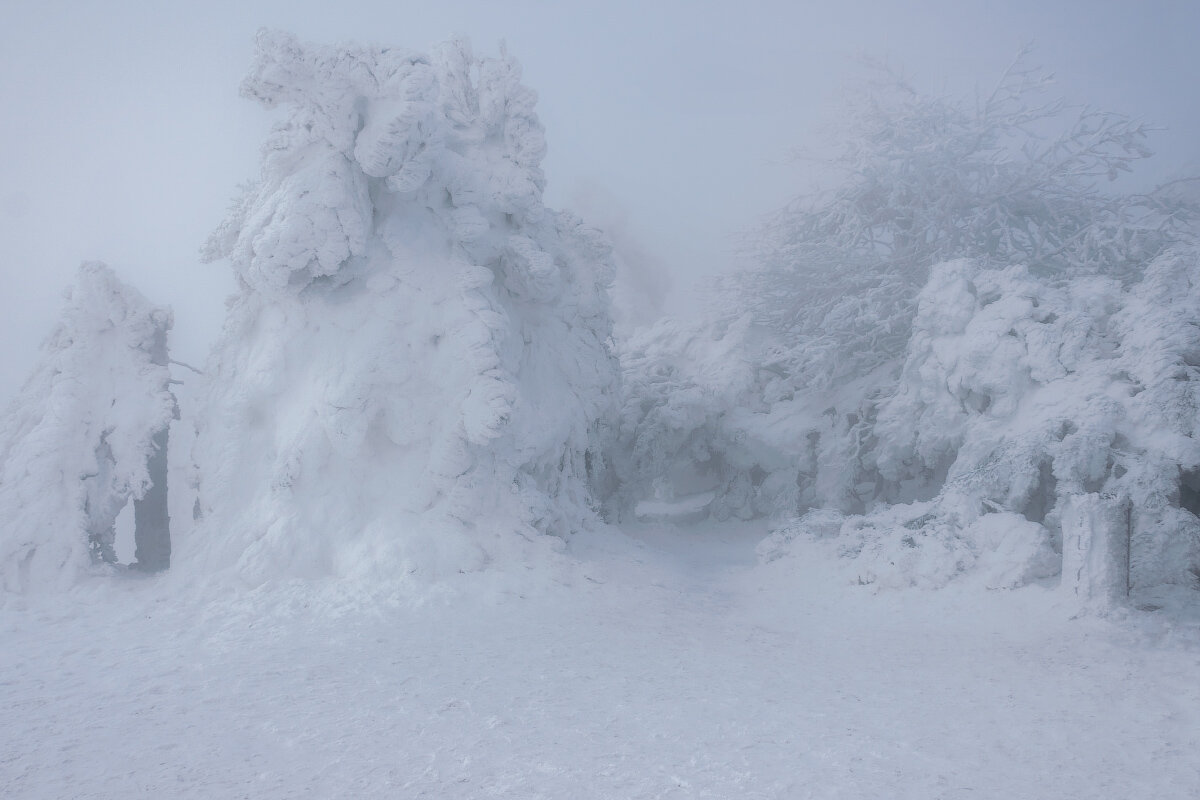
top-left (2, 521), bottom-right (1197, 799)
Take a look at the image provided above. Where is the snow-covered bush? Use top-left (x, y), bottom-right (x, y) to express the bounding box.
top-left (758, 504), bottom-right (1059, 591)
top-left (0, 263), bottom-right (175, 593)
top-left (767, 254), bottom-right (1200, 596)
top-left (185, 32), bottom-right (618, 585)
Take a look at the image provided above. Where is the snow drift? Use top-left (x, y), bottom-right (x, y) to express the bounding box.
top-left (0, 263), bottom-right (175, 593)
top-left (185, 32), bottom-right (618, 585)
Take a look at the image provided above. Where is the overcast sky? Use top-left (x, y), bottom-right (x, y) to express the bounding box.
top-left (1, 0), bottom-right (1197, 400)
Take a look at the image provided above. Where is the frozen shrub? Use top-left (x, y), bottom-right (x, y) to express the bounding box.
top-left (613, 311), bottom-right (901, 523)
top-left (610, 316), bottom-right (793, 521)
top-left (620, 52), bottom-right (1199, 602)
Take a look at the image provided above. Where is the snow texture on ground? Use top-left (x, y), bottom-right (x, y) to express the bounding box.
top-left (2, 521), bottom-right (1197, 799)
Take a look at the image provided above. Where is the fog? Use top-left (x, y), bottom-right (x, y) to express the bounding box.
top-left (1, 0), bottom-right (1196, 400)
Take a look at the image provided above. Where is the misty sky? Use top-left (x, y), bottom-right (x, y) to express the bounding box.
top-left (1, 0), bottom-right (1197, 400)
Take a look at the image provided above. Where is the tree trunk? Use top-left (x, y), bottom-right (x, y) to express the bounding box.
top-left (132, 426), bottom-right (170, 571)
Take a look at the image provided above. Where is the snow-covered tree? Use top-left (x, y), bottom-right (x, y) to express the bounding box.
top-left (734, 51), bottom-right (1197, 389)
top-left (0, 263), bottom-right (175, 593)
top-left (763, 253), bottom-right (1200, 601)
top-left (185, 32), bottom-right (618, 585)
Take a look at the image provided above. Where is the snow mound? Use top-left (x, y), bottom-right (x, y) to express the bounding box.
top-left (185, 32), bottom-right (618, 586)
top-left (0, 263), bottom-right (175, 594)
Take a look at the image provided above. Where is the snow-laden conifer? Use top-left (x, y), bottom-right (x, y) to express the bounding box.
top-left (186, 32), bottom-right (618, 584)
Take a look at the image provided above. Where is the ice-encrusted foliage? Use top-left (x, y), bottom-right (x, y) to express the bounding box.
top-left (625, 54), bottom-right (1198, 527)
top-left (615, 53), bottom-right (1198, 602)
top-left (0, 264), bottom-right (175, 593)
top-left (188, 32), bottom-right (617, 584)
top-left (765, 255), bottom-right (1200, 595)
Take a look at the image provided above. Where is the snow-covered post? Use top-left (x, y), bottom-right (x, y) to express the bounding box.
top-left (0, 263), bottom-right (176, 593)
top-left (1060, 493), bottom-right (1131, 608)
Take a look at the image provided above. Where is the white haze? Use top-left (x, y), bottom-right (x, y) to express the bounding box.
top-left (1, 0), bottom-right (1198, 401)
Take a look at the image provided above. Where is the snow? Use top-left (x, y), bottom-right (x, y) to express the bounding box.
top-left (852, 255), bottom-right (1200, 595)
top-left (613, 314), bottom-right (803, 521)
top-left (2, 521), bottom-right (1198, 798)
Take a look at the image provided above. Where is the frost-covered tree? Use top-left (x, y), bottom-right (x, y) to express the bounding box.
top-left (186, 32), bottom-right (618, 585)
top-left (734, 51), bottom-right (1197, 388)
top-left (618, 52), bottom-right (1199, 530)
top-left (0, 263), bottom-right (175, 593)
